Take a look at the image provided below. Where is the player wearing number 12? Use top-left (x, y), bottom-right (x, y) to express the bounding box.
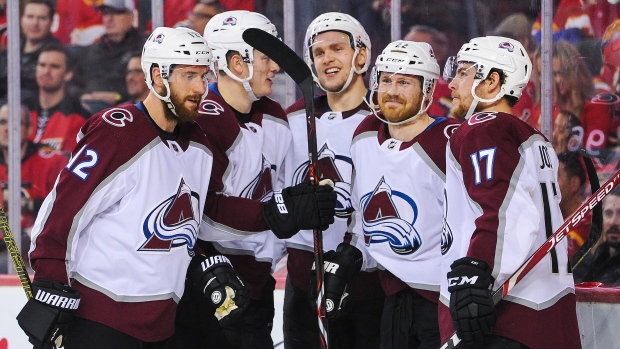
top-left (16, 27), bottom-right (237, 349)
top-left (439, 36), bottom-right (581, 349)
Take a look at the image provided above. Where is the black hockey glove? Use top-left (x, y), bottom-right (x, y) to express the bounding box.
top-left (16, 279), bottom-right (80, 349)
top-left (189, 254), bottom-right (249, 327)
top-left (311, 243), bottom-right (363, 321)
top-left (447, 257), bottom-right (497, 348)
top-left (263, 180), bottom-right (337, 239)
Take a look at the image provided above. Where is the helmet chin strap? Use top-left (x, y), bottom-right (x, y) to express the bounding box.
top-left (464, 80), bottom-right (505, 120)
top-left (152, 79), bottom-right (179, 117)
top-left (223, 65), bottom-right (259, 102)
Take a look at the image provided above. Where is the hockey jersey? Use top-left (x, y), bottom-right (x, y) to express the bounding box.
top-left (439, 111), bottom-right (581, 349)
top-left (29, 102), bottom-right (216, 342)
top-left (284, 95), bottom-right (384, 299)
top-left (198, 85), bottom-right (291, 298)
top-left (29, 97), bottom-right (89, 153)
top-left (0, 143), bottom-right (67, 230)
top-left (349, 114), bottom-right (459, 297)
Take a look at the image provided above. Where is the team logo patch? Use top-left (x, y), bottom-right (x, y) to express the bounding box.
top-left (223, 16), bottom-right (237, 26)
top-left (138, 178), bottom-right (200, 255)
top-left (155, 33), bottom-right (165, 44)
top-left (361, 177), bottom-right (422, 255)
top-left (211, 290), bottom-right (222, 305)
top-left (293, 143), bottom-right (353, 218)
top-left (468, 112), bottom-right (497, 125)
top-left (441, 190), bottom-right (453, 255)
top-left (103, 108), bottom-right (134, 127)
top-left (498, 41), bottom-right (514, 52)
top-left (240, 155), bottom-right (274, 202)
top-left (199, 100), bottom-right (224, 115)
top-left (591, 93), bottom-right (619, 105)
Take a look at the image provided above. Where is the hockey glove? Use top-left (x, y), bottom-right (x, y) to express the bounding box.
top-left (311, 243), bottom-right (363, 321)
top-left (263, 180), bottom-right (337, 239)
top-left (16, 279), bottom-right (80, 349)
top-left (190, 254), bottom-right (249, 327)
top-left (447, 257), bottom-right (497, 348)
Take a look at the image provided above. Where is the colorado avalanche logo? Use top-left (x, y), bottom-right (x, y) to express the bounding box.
top-left (155, 33), bottom-right (165, 44)
top-left (223, 16), bottom-right (237, 26)
top-left (199, 100), bottom-right (224, 115)
top-left (240, 155), bottom-right (274, 202)
top-left (292, 143), bottom-right (352, 217)
top-left (138, 178), bottom-right (200, 254)
top-left (440, 190), bottom-right (453, 255)
top-left (361, 177), bottom-right (421, 255)
top-left (498, 41), bottom-right (514, 52)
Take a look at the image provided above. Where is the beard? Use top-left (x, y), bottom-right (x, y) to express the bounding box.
top-left (166, 90), bottom-right (202, 123)
top-left (380, 95), bottom-right (422, 124)
top-left (606, 224), bottom-right (620, 249)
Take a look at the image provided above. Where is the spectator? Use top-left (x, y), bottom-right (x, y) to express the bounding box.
top-left (124, 51), bottom-right (149, 104)
top-left (73, 0), bottom-right (145, 114)
top-left (552, 110), bottom-right (583, 154)
top-left (0, 0), bottom-right (60, 101)
top-left (529, 40), bottom-right (596, 130)
top-left (0, 0), bottom-right (7, 52)
top-left (0, 103), bottom-right (67, 273)
top-left (403, 25), bottom-right (453, 119)
top-left (176, 0), bottom-right (225, 33)
top-left (574, 187), bottom-right (620, 286)
top-left (31, 44), bottom-right (88, 153)
top-left (531, 0), bottom-right (594, 44)
top-left (557, 152), bottom-right (591, 258)
top-left (52, 0), bottom-right (104, 46)
top-left (595, 19), bottom-right (620, 95)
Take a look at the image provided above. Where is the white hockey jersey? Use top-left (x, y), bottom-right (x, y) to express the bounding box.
top-left (197, 85), bottom-right (291, 299)
top-left (439, 111), bottom-right (581, 349)
top-left (349, 115), bottom-right (460, 294)
top-left (283, 96), bottom-right (385, 299)
top-left (29, 102), bottom-right (215, 341)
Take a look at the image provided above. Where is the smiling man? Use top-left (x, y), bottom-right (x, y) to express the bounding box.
top-left (335, 40), bottom-right (459, 349)
top-left (283, 11), bottom-right (385, 349)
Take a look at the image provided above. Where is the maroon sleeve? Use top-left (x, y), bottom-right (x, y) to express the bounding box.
top-left (30, 107), bottom-right (157, 284)
top-left (284, 97), bottom-right (305, 115)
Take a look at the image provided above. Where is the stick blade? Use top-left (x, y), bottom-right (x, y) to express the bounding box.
top-left (242, 28), bottom-right (311, 84)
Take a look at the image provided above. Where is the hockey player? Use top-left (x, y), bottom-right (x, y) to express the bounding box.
top-left (322, 40), bottom-right (460, 349)
top-left (283, 12), bottom-right (384, 349)
top-left (182, 10), bottom-right (337, 349)
top-left (440, 36), bottom-right (581, 349)
top-left (16, 27), bottom-right (249, 349)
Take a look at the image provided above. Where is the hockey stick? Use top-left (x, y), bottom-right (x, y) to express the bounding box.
top-left (0, 205), bottom-right (32, 299)
top-left (440, 168), bottom-right (620, 349)
top-left (569, 152), bottom-right (602, 269)
top-left (242, 28), bottom-right (329, 349)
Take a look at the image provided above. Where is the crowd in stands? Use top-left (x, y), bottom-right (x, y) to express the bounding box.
top-left (0, 0), bottom-right (619, 285)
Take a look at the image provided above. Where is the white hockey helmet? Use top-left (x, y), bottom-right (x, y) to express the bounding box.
top-left (203, 10), bottom-right (278, 101)
top-left (142, 27), bottom-right (212, 116)
top-left (304, 12), bottom-right (371, 93)
top-left (368, 40), bottom-right (440, 125)
top-left (443, 36), bottom-right (532, 119)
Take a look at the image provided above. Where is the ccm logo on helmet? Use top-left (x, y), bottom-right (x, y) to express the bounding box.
top-left (196, 51), bottom-right (209, 55)
top-left (386, 58), bottom-right (405, 62)
top-left (223, 16), bottom-right (237, 26)
top-left (498, 41), bottom-right (514, 52)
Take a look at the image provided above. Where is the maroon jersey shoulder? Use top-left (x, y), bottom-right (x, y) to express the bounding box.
top-left (253, 96), bottom-right (288, 124)
top-left (353, 113), bottom-right (382, 139)
top-left (196, 92), bottom-right (242, 153)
